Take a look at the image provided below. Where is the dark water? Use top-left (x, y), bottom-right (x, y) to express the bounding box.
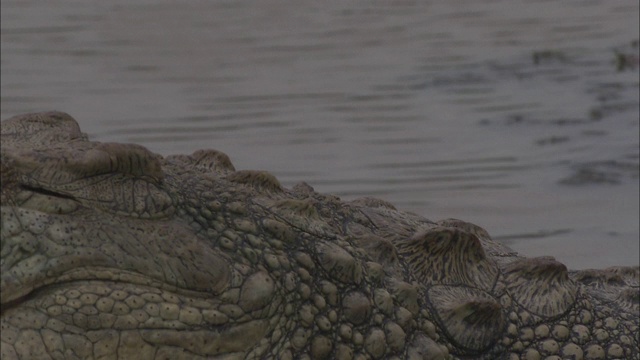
top-left (2, 0), bottom-right (639, 269)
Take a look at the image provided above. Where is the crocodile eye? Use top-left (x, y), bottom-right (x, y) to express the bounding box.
top-left (16, 185), bottom-right (79, 214)
top-left (4, 134), bottom-right (173, 218)
top-left (71, 142), bottom-right (165, 183)
top-left (43, 143), bottom-right (173, 219)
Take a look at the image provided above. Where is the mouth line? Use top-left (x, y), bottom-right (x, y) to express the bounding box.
top-left (1, 266), bottom-right (218, 313)
top-left (1, 276), bottom-right (263, 341)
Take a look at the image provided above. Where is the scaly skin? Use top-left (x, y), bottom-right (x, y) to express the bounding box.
top-left (1, 112), bottom-right (638, 360)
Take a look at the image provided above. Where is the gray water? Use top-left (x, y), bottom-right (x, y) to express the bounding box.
top-left (2, 0), bottom-right (639, 269)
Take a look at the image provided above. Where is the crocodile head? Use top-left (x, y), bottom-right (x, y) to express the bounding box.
top-left (1, 112), bottom-right (638, 359)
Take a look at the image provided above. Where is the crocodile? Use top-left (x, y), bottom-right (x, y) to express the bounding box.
top-left (1, 111), bottom-right (638, 360)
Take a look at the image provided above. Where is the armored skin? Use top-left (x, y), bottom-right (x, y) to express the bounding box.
top-left (1, 112), bottom-right (638, 359)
